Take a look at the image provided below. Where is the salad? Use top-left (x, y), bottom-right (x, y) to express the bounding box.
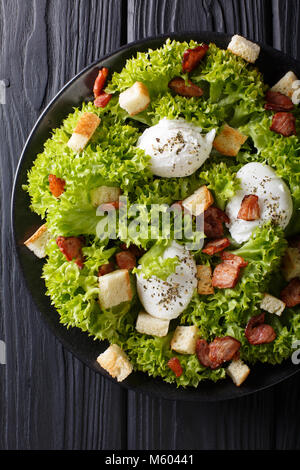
top-left (23, 35), bottom-right (300, 388)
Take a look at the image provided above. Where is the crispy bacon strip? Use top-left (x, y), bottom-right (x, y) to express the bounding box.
top-left (48, 174), bottom-right (66, 198)
top-left (93, 67), bottom-right (109, 97)
top-left (94, 92), bottom-right (112, 108)
top-left (115, 251), bottom-right (136, 270)
top-left (202, 238), bottom-right (231, 256)
top-left (182, 44), bottom-right (209, 73)
top-left (212, 252), bottom-right (248, 289)
top-left (168, 77), bottom-right (203, 97)
top-left (237, 195), bottom-right (260, 221)
top-left (56, 236), bottom-right (84, 268)
top-left (221, 252), bottom-right (248, 268)
top-left (196, 339), bottom-right (212, 368)
top-left (204, 206), bottom-right (230, 239)
top-left (119, 243), bottom-right (145, 258)
top-left (280, 278), bottom-right (300, 307)
top-left (270, 112), bottom-right (296, 137)
top-left (208, 336), bottom-right (241, 369)
top-left (245, 313), bottom-right (276, 345)
top-left (167, 357), bottom-right (183, 377)
top-left (212, 263), bottom-right (240, 289)
top-left (98, 262), bottom-right (114, 277)
top-left (265, 90), bottom-right (294, 112)
top-left (196, 336), bottom-right (241, 369)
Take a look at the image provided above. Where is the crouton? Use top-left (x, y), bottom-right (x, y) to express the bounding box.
top-left (226, 359), bottom-right (250, 387)
top-left (136, 311), bottom-right (169, 337)
top-left (97, 344), bottom-right (133, 382)
top-left (119, 81), bottom-right (150, 116)
top-left (90, 185), bottom-right (121, 208)
top-left (260, 293), bottom-right (285, 317)
top-left (282, 247), bottom-right (300, 281)
top-left (67, 112), bottom-right (101, 153)
top-left (98, 269), bottom-right (133, 309)
top-left (213, 124), bottom-right (248, 157)
top-left (271, 71), bottom-right (299, 98)
top-left (227, 34), bottom-right (260, 63)
top-left (170, 325), bottom-right (199, 355)
top-left (196, 265), bottom-right (214, 295)
top-left (24, 224), bottom-right (52, 258)
top-left (182, 185), bottom-right (214, 216)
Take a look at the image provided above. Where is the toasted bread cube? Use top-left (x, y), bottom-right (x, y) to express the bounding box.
top-left (226, 359), bottom-right (250, 387)
top-left (67, 112), bottom-right (101, 152)
top-left (136, 311), bottom-right (169, 337)
top-left (24, 224), bottom-right (52, 258)
top-left (213, 124), bottom-right (248, 157)
top-left (271, 71), bottom-right (299, 98)
top-left (119, 81), bottom-right (150, 116)
top-left (182, 186), bottom-right (214, 216)
top-left (97, 344), bottom-right (133, 382)
top-left (197, 265), bottom-right (214, 295)
top-left (227, 35), bottom-right (260, 63)
top-left (99, 269), bottom-right (133, 309)
top-left (90, 185), bottom-right (121, 208)
top-left (282, 247), bottom-right (300, 281)
top-left (171, 325), bottom-right (199, 355)
top-left (260, 293), bottom-right (285, 317)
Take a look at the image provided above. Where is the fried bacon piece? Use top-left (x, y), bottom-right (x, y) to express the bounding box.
top-left (93, 67), bottom-right (109, 97)
top-left (196, 336), bottom-right (241, 369)
top-left (245, 313), bottom-right (276, 345)
top-left (56, 236), bottom-right (84, 268)
top-left (270, 112), bottom-right (296, 137)
top-left (204, 206), bottom-right (230, 239)
top-left (220, 252), bottom-right (249, 269)
top-left (119, 243), bottom-right (145, 258)
top-left (202, 238), bottom-right (231, 256)
top-left (196, 339), bottom-right (212, 368)
top-left (264, 90), bottom-right (294, 112)
top-left (280, 278), bottom-right (300, 307)
top-left (94, 92), bottom-right (112, 108)
top-left (48, 174), bottom-right (66, 198)
top-left (168, 77), bottom-right (203, 97)
top-left (212, 263), bottom-right (240, 289)
top-left (208, 337), bottom-right (241, 369)
top-left (98, 262), bottom-right (114, 277)
top-left (99, 201), bottom-right (123, 211)
top-left (182, 44), bottom-right (209, 73)
top-left (115, 251), bottom-right (136, 270)
top-left (212, 252), bottom-right (248, 289)
top-left (167, 357), bottom-right (183, 377)
top-left (237, 195), bottom-right (260, 221)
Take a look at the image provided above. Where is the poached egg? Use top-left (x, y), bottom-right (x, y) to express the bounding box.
top-left (136, 242), bottom-right (197, 320)
top-left (136, 118), bottom-right (216, 178)
top-left (226, 162), bottom-right (293, 244)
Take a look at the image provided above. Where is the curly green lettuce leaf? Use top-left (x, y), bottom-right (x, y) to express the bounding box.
top-left (43, 239), bottom-right (137, 345)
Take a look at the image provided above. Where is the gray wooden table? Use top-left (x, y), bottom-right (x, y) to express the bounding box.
top-left (1, 0), bottom-right (300, 450)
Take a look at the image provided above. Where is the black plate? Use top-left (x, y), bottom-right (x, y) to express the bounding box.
top-left (11, 31), bottom-right (300, 401)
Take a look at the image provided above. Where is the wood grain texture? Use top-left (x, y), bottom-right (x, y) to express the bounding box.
top-left (0, 0), bottom-right (125, 450)
top-left (1, 0), bottom-right (300, 450)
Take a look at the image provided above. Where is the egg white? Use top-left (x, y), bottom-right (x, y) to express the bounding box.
top-left (226, 162), bottom-right (293, 244)
top-left (136, 118), bottom-right (216, 178)
top-left (136, 242), bottom-right (197, 320)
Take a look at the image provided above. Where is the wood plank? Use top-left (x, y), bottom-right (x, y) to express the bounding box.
top-left (127, 0), bottom-right (273, 43)
top-left (126, 0), bottom-right (300, 451)
top-left (0, 0), bottom-right (126, 449)
top-left (272, 0), bottom-right (300, 59)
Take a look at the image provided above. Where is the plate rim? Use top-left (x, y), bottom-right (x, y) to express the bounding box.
top-left (11, 30), bottom-right (300, 402)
